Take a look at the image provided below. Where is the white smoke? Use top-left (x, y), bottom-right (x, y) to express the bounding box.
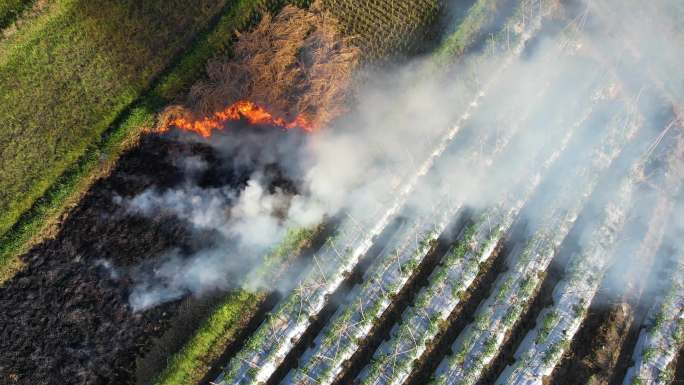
top-left (120, 0), bottom-right (684, 312)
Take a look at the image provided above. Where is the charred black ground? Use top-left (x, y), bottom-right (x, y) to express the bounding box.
top-left (0, 124), bottom-right (306, 385)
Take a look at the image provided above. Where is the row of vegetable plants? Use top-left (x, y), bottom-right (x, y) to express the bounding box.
top-left (285, 205), bottom-right (456, 385)
top-left (430, 91), bottom-right (643, 385)
top-left (212, 3), bottom-right (552, 383)
top-left (353, 56), bottom-right (608, 385)
top-left (497, 124), bottom-right (684, 385)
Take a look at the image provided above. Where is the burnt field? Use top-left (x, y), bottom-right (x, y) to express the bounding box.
top-left (0, 125), bottom-right (306, 385)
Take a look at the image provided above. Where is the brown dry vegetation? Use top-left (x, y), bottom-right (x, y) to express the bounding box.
top-left (160, 1), bottom-right (360, 130)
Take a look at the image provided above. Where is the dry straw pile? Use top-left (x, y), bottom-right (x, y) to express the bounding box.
top-left (161, 1), bottom-right (360, 130)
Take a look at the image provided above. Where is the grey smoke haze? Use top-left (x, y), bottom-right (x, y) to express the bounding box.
top-left (121, 0), bottom-right (684, 311)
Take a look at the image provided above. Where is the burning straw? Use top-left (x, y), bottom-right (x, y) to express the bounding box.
top-left (159, 1), bottom-right (360, 136)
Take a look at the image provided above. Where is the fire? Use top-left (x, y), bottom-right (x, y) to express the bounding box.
top-left (160, 100), bottom-right (315, 137)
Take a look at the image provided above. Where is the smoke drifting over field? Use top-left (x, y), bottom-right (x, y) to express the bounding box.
top-left (121, 0), bottom-right (683, 312)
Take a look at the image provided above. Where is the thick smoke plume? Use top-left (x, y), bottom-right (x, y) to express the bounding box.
top-left (121, 0), bottom-right (684, 311)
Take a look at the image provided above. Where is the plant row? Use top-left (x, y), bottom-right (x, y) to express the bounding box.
top-left (621, 132), bottom-right (684, 385)
top-left (495, 149), bottom-right (644, 384)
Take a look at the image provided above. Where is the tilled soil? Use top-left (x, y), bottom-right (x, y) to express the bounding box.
top-left (0, 135), bottom-right (215, 385)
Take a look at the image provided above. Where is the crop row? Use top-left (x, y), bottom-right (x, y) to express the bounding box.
top-left (621, 131), bottom-right (684, 385)
top-left (430, 92), bottom-right (642, 385)
top-left (498, 121), bottom-right (684, 385)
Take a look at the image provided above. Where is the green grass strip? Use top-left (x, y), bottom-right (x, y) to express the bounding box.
top-left (434, 0), bottom-right (509, 64)
top-left (152, 290), bottom-right (266, 385)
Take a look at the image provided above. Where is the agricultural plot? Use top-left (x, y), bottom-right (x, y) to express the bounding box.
top-left (214, 73), bottom-right (484, 385)
top-left (321, 0), bottom-right (441, 60)
top-left (284, 45), bottom-right (557, 385)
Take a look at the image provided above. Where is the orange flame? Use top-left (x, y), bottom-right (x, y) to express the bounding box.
top-left (160, 100), bottom-right (315, 137)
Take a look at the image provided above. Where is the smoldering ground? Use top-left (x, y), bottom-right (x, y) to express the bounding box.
top-left (119, 0), bottom-right (684, 316)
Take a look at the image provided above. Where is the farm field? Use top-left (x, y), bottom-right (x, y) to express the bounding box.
top-left (1, 1), bottom-right (683, 385)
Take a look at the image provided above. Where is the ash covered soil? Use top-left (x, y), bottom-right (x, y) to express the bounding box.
top-left (0, 128), bottom-right (297, 385)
